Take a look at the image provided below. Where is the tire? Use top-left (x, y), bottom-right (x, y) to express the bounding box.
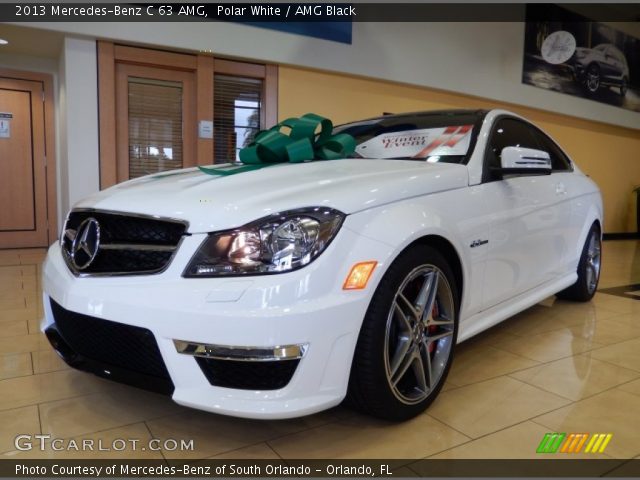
top-left (557, 224), bottom-right (601, 302)
top-left (347, 244), bottom-right (459, 421)
top-left (585, 64), bottom-right (600, 93)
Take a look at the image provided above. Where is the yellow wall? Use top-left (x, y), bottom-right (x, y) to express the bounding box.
top-left (278, 66), bottom-right (640, 233)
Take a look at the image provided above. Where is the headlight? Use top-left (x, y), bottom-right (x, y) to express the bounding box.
top-left (183, 208), bottom-right (345, 277)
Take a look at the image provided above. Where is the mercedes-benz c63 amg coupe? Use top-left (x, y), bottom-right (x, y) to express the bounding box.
top-left (43, 109), bottom-right (602, 420)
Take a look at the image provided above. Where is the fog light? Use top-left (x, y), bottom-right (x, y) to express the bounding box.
top-left (343, 261), bottom-right (377, 290)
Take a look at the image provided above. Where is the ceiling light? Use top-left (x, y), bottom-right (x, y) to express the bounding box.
top-left (0, 39), bottom-right (8, 45)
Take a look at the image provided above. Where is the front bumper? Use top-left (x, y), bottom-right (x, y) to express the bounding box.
top-left (42, 226), bottom-right (389, 419)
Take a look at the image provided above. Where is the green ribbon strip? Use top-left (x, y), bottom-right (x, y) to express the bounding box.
top-left (199, 113), bottom-right (355, 176)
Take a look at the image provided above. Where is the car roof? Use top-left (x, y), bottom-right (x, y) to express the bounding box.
top-left (359, 109), bottom-right (489, 124)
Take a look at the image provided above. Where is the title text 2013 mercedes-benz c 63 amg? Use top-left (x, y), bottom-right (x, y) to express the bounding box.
top-left (43, 109), bottom-right (602, 420)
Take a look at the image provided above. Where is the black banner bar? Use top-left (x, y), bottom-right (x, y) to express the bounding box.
top-left (1, 3), bottom-right (639, 22)
top-left (2, 459), bottom-right (640, 477)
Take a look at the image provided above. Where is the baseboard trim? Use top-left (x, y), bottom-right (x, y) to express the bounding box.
top-left (603, 232), bottom-right (640, 241)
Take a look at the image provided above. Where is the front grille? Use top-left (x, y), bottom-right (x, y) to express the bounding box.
top-left (50, 299), bottom-right (172, 381)
top-left (85, 249), bottom-right (175, 274)
top-left (62, 210), bottom-right (187, 275)
top-left (195, 357), bottom-right (300, 390)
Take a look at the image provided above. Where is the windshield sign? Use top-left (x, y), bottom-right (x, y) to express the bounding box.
top-left (355, 125), bottom-right (473, 160)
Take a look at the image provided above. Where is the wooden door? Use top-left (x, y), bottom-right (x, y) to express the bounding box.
top-left (0, 77), bottom-right (48, 248)
top-left (115, 64), bottom-right (196, 183)
top-left (98, 43), bottom-right (278, 189)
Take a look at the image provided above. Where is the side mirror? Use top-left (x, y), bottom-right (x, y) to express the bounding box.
top-left (493, 146), bottom-right (552, 176)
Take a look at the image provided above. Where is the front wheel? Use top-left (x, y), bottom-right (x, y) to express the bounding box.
top-left (557, 224), bottom-right (601, 302)
top-left (585, 65), bottom-right (600, 93)
top-left (347, 245), bottom-right (459, 421)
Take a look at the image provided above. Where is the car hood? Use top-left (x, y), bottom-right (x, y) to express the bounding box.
top-left (574, 47), bottom-right (593, 59)
top-left (75, 160), bottom-right (468, 233)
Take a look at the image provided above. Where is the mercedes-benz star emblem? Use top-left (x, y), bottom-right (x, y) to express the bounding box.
top-left (65, 218), bottom-right (101, 270)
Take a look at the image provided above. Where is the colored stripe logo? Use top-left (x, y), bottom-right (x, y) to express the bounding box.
top-left (584, 433), bottom-right (613, 453)
top-left (537, 433), bottom-right (566, 453)
top-left (537, 433), bottom-right (612, 454)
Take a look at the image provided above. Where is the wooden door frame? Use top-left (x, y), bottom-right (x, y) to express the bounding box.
top-left (98, 42), bottom-right (278, 189)
top-left (0, 68), bottom-right (57, 246)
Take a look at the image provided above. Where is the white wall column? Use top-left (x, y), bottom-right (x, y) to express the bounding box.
top-left (57, 36), bottom-right (99, 224)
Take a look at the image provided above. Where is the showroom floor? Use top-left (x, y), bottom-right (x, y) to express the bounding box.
top-left (0, 241), bottom-right (639, 462)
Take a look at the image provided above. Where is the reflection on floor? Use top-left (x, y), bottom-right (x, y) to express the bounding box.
top-left (0, 241), bottom-right (639, 461)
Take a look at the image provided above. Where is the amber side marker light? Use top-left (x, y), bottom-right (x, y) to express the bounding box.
top-left (343, 261), bottom-right (378, 290)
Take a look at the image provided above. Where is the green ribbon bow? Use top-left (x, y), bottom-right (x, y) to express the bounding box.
top-left (199, 113), bottom-right (355, 176)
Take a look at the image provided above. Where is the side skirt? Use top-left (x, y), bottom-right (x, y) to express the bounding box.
top-left (457, 273), bottom-right (577, 343)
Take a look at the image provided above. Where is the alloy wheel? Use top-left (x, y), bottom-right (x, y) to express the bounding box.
top-left (586, 67), bottom-right (600, 93)
top-left (384, 265), bottom-right (455, 405)
top-left (585, 231), bottom-right (601, 294)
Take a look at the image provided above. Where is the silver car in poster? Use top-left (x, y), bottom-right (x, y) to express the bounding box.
top-left (573, 43), bottom-right (630, 96)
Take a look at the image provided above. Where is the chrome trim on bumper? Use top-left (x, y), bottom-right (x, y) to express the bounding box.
top-left (173, 340), bottom-right (308, 362)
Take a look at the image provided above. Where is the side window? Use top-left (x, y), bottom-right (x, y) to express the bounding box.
top-left (485, 118), bottom-right (539, 174)
top-left (531, 129), bottom-right (572, 171)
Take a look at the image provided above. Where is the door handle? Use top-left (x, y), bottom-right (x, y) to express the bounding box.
top-left (555, 182), bottom-right (567, 195)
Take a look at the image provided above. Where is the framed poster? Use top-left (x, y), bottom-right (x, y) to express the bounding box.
top-left (523, 5), bottom-right (640, 112)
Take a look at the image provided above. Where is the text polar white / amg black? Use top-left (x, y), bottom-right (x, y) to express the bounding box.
top-left (42, 109), bottom-right (603, 420)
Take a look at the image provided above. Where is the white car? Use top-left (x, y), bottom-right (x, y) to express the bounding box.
top-left (42, 109), bottom-right (602, 420)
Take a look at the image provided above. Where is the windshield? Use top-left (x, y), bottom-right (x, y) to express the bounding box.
top-left (334, 111), bottom-right (483, 164)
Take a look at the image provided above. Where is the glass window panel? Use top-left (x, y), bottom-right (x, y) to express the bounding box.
top-left (128, 77), bottom-right (183, 178)
top-left (214, 75), bottom-right (263, 163)
top-left (234, 126), bottom-right (260, 159)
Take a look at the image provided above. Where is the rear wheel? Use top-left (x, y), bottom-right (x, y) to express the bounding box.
top-left (348, 245), bottom-right (459, 421)
top-left (557, 224), bottom-right (601, 302)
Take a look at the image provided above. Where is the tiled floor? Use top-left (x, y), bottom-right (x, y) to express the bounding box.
top-left (1, 242), bottom-right (639, 460)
